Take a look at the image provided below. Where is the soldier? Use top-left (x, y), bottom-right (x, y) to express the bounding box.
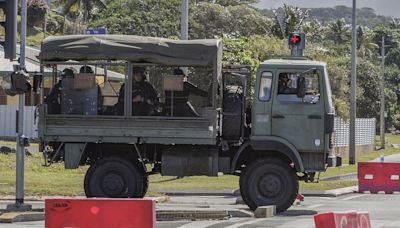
top-left (165, 68), bottom-right (208, 117)
top-left (116, 66), bottom-right (159, 116)
top-left (45, 68), bottom-right (75, 114)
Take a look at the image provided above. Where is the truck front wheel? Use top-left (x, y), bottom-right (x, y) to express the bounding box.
top-left (239, 158), bottom-right (298, 213)
top-left (84, 157), bottom-right (145, 198)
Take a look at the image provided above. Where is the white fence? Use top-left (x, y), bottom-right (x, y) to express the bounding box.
top-left (0, 105), bottom-right (38, 138)
top-left (333, 118), bottom-right (376, 147)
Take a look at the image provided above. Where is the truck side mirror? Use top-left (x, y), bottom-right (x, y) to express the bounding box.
top-left (297, 76), bottom-right (306, 98)
top-left (33, 72), bottom-right (43, 94)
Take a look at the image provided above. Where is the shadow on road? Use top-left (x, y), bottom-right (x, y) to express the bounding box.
top-left (278, 209), bottom-right (318, 217)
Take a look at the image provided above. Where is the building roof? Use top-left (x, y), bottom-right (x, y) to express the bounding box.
top-left (0, 46), bottom-right (124, 80)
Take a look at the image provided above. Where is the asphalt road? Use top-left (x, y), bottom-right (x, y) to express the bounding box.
top-left (1, 193), bottom-right (400, 228)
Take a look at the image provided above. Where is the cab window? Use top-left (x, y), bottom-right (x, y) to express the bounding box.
top-left (277, 71), bottom-right (320, 104)
top-left (259, 72), bottom-right (272, 101)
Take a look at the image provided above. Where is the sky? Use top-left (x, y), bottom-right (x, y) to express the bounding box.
top-left (255, 0), bottom-right (400, 18)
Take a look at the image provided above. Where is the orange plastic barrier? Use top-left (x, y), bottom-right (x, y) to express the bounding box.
top-left (358, 162), bottom-right (400, 194)
top-left (45, 198), bottom-right (156, 228)
top-left (314, 211), bottom-right (371, 228)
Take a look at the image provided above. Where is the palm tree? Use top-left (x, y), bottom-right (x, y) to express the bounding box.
top-left (53, 0), bottom-right (106, 26)
top-left (272, 4), bottom-right (309, 39)
top-left (326, 19), bottom-right (351, 46)
top-left (357, 26), bottom-right (379, 59)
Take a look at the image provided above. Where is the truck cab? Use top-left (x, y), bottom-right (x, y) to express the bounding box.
top-left (252, 58), bottom-right (337, 171)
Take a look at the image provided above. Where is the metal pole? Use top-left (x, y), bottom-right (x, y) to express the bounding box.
top-left (180, 0), bottom-right (189, 40)
top-left (349, 0), bottom-right (357, 165)
top-left (380, 36), bottom-right (386, 149)
top-left (7, 0), bottom-right (32, 211)
top-left (180, 0), bottom-right (188, 75)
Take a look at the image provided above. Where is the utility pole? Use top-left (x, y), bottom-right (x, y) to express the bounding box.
top-left (349, 0), bottom-right (357, 165)
top-left (180, 0), bottom-right (189, 40)
top-left (380, 36), bottom-right (386, 149)
top-left (6, 0), bottom-right (32, 211)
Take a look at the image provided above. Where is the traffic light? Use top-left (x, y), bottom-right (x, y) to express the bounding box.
top-left (288, 33), bottom-right (306, 49)
top-left (0, 0), bottom-right (17, 60)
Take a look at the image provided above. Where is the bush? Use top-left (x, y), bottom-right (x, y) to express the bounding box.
top-left (27, 0), bottom-right (48, 27)
top-left (46, 14), bottom-right (65, 34)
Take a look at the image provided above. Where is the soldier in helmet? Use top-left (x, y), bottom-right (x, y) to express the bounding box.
top-left (116, 66), bottom-right (159, 116)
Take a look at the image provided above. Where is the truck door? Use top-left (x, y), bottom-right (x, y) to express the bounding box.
top-left (271, 70), bottom-right (324, 152)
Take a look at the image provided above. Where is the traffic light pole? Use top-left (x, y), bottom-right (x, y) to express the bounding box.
top-left (380, 36), bottom-right (386, 149)
top-left (349, 0), bottom-right (357, 165)
top-left (6, 0), bottom-right (32, 212)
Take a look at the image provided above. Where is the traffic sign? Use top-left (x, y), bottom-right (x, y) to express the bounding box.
top-left (85, 27), bottom-right (107, 35)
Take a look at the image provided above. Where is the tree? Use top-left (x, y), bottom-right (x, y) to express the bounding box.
top-left (271, 4), bottom-right (309, 39)
top-left (357, 26), bottom-right (379, 59)
top-left (90, 0), bottom-right (181, 37)
top-left (326, 19), bottom-right (351, 46)
top-left (194, 0), bottom-right (259, 7)
top-left (27, 0), bottom-right (48, 27)
top-left (53, 0), bottom-right (106, 26)
top-left (301, 19), bottom-right (325, 43)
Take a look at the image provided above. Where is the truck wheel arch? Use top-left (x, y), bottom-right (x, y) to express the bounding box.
top-left (230, 139), bottom-right (305, 173)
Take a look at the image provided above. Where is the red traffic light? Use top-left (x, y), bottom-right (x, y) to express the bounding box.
top-left (290, 34), bottom-right (301, 45)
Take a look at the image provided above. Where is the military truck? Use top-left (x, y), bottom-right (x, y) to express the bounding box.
top-left (35, 34), bottom-right (341, 212)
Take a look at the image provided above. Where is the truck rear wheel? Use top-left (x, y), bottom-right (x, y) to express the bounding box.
top-left (84, 157), bottom-right (145, 198)
top-left (239, 158), bottom-right (298, 213)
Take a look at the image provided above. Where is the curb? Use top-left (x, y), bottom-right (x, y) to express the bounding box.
top-left (301, 186), bottom-right (358, 197)
top-left (158, 190), bottom-right (235, 197)
top-left (0, 212), bottom-right (44, 223)
top-left (320, 173), bottom-right (357, 181)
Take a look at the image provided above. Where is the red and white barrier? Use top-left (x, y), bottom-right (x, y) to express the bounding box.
top-left (314, 211), bottom-right (371, 228)
top-left (358, 162), bottom-right (400, 194)
top-left (45, 198), bottom-right (156, 228)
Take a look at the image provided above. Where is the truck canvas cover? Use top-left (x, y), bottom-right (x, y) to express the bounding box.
top-left (38, 35), bottom-right (222, 67)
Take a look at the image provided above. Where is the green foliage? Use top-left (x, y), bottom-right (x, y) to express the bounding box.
top-left (46, 13), bottom-right (66, 34)
top-left (307, 6), bottom-right (391, 27)
top-left (90, 0), bottom-right (181, 37)
top-left (356, 60), bottom-right (381, 119)
top-left (190, 3), bottom-right (271, 39)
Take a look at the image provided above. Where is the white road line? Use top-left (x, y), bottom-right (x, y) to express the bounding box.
top-left (177, 220), bottom-right (232, 228)
top-left (307, 204), bottom-right (324, 208)
top-left (225, 218), bottom-right (269, 228)
top-left (306, 197), bottom-right (333, 200)
top-left (341, 194), bottom-right (367, 201)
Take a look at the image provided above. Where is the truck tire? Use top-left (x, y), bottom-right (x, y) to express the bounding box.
top-left (222, 87), bottom-right (243, 140)
top-left (84, 157), bottom-right (145, 198)
top-left (239, 158), bottom-right (298, 213)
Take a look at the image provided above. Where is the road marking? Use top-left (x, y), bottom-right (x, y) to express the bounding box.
top-left (225, 218), bottom-right (269, 228)
top-left (306, 197), bottom-right (333, 200)
top-left (177, 220), bottom-right (230, 228)
top-left (341, 194), bottom-right (367, 201)
top-left (307, 204), bottom-right (324, 208)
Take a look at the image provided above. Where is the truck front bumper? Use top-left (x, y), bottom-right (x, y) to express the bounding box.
top-left (327, 155), bottom-right (342, 167)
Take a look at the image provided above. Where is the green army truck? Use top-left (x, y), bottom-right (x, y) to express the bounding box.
top-left (35, 35), bottom-right (341, 212)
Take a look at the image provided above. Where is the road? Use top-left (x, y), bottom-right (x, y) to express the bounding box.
top-left (1, 193), bottom-right (400, 227)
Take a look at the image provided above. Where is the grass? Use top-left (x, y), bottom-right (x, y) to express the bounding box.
top-left (0, 134), bottom-right (399, 197)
